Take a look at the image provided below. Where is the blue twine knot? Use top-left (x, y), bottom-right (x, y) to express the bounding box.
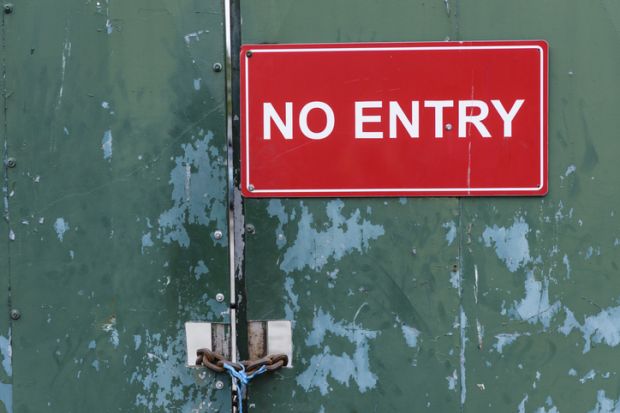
top-left (223, 363), bottom-right (268, 413)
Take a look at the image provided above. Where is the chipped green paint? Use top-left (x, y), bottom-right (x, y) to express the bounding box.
top-left (241, 1), bottom-right (620, 413)
top-left (1, 0), bottom-right (230, 411)
top-left (2, 0), bottom-right (620, 412)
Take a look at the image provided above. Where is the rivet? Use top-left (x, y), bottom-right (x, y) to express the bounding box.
top-left (215, 380), bottom-right (224, 390)
top-left (215, 293), bottom-right (225, 303)
top-left (212, 62), bottom-right (222, 72)
top-left (245, 224), bottom-right (255, 234)
top-left (213, 230), bottom-right (223, 240)
top-left (3, 3), bottom-right (13, 14)
top-left (6, 157), bottom-right (16, 168)
top-left (452, 264), bottom-right (459, 272)
top-left (445, 123), bottom-right (453, 131)
top-left (246, 50), bottom-right (253, 58)
top-left (9, 309), bottom-right (20, 320)
top-left (248, 184), bottom-right (254, 192)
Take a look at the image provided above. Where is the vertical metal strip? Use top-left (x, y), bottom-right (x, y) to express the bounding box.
top-left (224, 0), bottom-right (244, 411)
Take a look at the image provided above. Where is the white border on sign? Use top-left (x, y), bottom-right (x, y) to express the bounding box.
top-left (244, 45), bottom-right (545, 193)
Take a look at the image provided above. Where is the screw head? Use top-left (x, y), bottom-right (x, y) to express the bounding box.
top-left (445, 123), bottom-right (453, 131)
top-left (3, 3), bottom-right (13, 14)
top-left (215, 293), bottom-right (225, 303)
top-left (9, 309), bottom-right (20, 320)
top-left (245, 224), bottom-right (255, 234)
top-left (246, 50), bottom-right (253, 58)
top-left (248, 184), bottom-right (254, 192)
top-left (6, 157), bottom-right (16, 168)
top-left (212, 62), bottom-right (222, 72)
top-left (213, 230), bottom-right (223, 240)
top-left (215, 380), bottom-right (224, 390)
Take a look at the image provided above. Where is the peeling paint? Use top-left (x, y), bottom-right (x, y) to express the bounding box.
top-left (54, 218), bottom-right (70, 242)
top-left (130, 324), bottom-right (226, 411)
top-left (101, 130), bottom-right (113, 160)
top-left (267, 199), bottom-right (289, 249)
top-left (283, 277), bottom-right (300, 321)
top-left (443, 221), bottom-right (457, 246)
top-left (401, 324), bottom-right (420, 348)
top-left (482, 217), bottom-right (531, 272)
top-left (157, 131), bottom-right (226, 248)
top-left (589, 390), bottom-right (620, 413)
top-left (511, 271), bottom-right (560, 329)
top-left (297, 308), bottom-right (379, 395)
top-left (560, 304), bottom-right (620, 353)
top-left (280, 200), bottom-right (384, 273)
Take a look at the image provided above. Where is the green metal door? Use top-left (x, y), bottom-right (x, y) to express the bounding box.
top-left (2, 1), bottom-right (620, 412)
top-left (2, 0), bottom-right (231, 411)
top-left (241, 1), bottom-right (620, 412)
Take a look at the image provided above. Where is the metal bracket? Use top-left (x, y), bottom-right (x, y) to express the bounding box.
top-left (248, 320), bottom-right (293, 367)
top-left (185, 322), bottom-right (231, 367)
top-left (185, 320), bottom-right (292, 367)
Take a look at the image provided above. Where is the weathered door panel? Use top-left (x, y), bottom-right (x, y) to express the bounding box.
top-left (240, 1), bottom-right (620, 413)
top-left (240, 2), bottom-right (460, 412)
top-left (457, 2), bottom-right (620, 412)
top-left (244, 199), bottom-right (461, 412)
top-left (3, 0), bottom-right (230, 411)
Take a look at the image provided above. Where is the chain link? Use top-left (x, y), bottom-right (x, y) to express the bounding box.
top-left (196, 348), bottom-right (289, 375)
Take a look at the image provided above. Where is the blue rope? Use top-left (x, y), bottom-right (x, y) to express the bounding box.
top-left (223, 363), bottom-right (268, 413)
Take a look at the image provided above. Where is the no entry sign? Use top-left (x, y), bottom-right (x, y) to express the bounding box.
top-left (240, 41), bottom-right (548, 197)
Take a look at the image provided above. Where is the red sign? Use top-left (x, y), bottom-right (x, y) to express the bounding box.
top-left (241, 41), bottom-right (548, 197)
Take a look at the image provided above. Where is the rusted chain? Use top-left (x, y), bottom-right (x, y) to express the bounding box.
top-left (196, 348), bottom-right (288, 375)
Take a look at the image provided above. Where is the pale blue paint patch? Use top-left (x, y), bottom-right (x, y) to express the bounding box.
top-left (88, 340), bottom-right (96, 350)
top-left (588, 390), bottom-right (620, 413)
top-left (0, 332), bottom-right (12, 412)
top-left (101, 101), bottom-right (110, 109)
top-left (580, 369), bottom-right (596, 383)
top-left (54, 218), bottom-right (70, 242)
top-left (493, 332), bottom-right (525, 353)
top-left (511, 272), bottom-right (560, 329)
top-left (446, 370), bottom-right (457, 391)
top-left (563, 254), bottom-right (571, 278)
top-left (134, 335), bottom-right (142, 351)
top-left (281, 200), bottom-right (384, 273)
top-left (141, 232), bottom-right (154, 254)
top-left (450, 270), bottom-right (461, 290)
top-left (283, 277), bottom-right (300, 321)
top-left (92, 360), bottom-right (100, 371)
top-left (102, 130), bottom-right (113, 160)
top-left (297, 308), bottom-right (379, 395)
top-left (130, 324), bottom-right (227, 411)
top-left (443, 221), bottom-right (457, 246)
top-left (401, 324), bottom-right (420, 348)
top-left (267, 199), bottom-right (289, 249)
top-left (102, 317), bottom-right (119, 349)
top-left (459, 307), bottom-right (467, 405)
top-left (569, 368), bottom-right (577, 376)
top-left (482, 217), bottom-right (531, 272)
top-left (559, 304), bottom-right (620, 353)
top-left (399, 197), bottom-right (407, 205)
top-left (157, 131), bottom-right (226, 248)
top-left (193, 260), bottom-right (209, 280)
top-left (518, 395), bottom-right (529, 413)
top-left (193, 78), bottom-right (201, 91)
top-left (564, 164), bottom-right (576, 177)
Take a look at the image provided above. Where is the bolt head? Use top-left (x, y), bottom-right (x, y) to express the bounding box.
top-left (6, 157), bottom-right (16, 168)
top-left (248, 184), bottom-right (254, 192)
top-left (213, 230), bottom-right (223, 240)
top-left (3, 3), bottom-right (13, 14)
top-left (9, 309), bottom-right (20, 320)
top-left (215, 380), bottom-right (224, 390)
top-left (245, 224), bottom-right (255, 234)
top-left (246, 50), bottom-right (253, 58)
top-left (445, 123), bottom-right (453, 131)
top-left (212, 62), bottom-right (222, 72)
top-left (215, 293), bottom-right (225, 303)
